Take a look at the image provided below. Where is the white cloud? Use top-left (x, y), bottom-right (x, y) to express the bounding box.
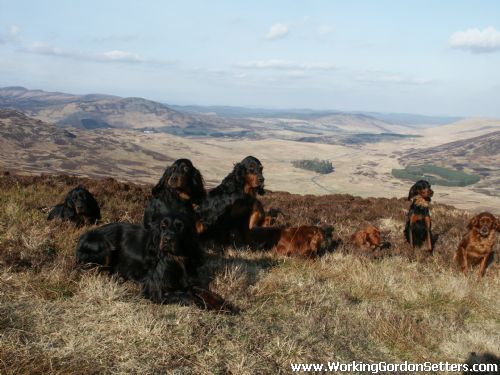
top-left (265, 23), bottom-right (289, 40)
top-left (100, 50), bottom-right (142, 63)
top-left (356, 73), bottom-right (433, 85)
top-left (24, 42), bottom-right (144, 64)
top-left (0, 24), bottom-right (22, 44)
top-left (449, 26), bottom-right (500, 53)
top-left (8, 25), bottom-right (22, 38)
top-left (236, 59), bottom-right (336, 71)
top-left (316, 24), bottom-right (334, 36)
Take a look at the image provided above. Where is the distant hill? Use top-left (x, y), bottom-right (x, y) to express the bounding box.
top-left (0, 86), bottom-right (228, 130)
top-left (0, 108), bottom-right (173, 181)
top-left (399, 130), bottom-right (500, 196)
top-left (169, 104), bottom-right (462, 127)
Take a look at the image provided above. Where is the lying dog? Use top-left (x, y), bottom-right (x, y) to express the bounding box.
top-left (275, 226), bottom-right (334, 258)
top-left (404, 180), bottom-right (434, 251)
top-left (247, 225), bottom-right (334, 258)
top-left (351, 225), bottom-right (381, 250)
top-left (76, 213), bottom-right (236, 312)
top-left (454, 212), bottom-right (500, 277)
top-left (48, 186), bottom-right (101, 226)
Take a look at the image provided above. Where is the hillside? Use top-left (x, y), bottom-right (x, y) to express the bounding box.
top-left (0, 109), bottom-right (173, 181)
top-left (0, 173), bottom-right (498, 373)
top-left (399, 131), bottom-right (500, 197)
top-left (0, 86), bottom-right (230, 130)
top-left (0, 87), bottom-right (422, 137)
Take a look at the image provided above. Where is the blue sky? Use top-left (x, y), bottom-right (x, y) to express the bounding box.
top-left (1, 0), bottom-right (500, 117)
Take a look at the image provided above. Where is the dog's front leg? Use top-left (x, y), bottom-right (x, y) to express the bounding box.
top-left (424, 216), bottom-right (432, 252)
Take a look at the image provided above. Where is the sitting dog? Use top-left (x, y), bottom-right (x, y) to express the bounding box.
top-left (454, 212), bottom-right (500, 277)
top-left (351, 225), bottom-right (382, 250)
top-left (48, 186), bottom-right (101, 226)
top-left (143, 159), bottom-right (206, 232)
top-left (404, 180), bottom-right (434, 251)
top-left (76, 213), bottom-right (235, 312)
top-left (198, 156), bottom-right (266, 245)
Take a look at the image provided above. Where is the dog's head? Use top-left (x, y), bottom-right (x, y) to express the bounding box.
top-left (152, 159), bottom-right (206, 204)
top-left (408, 180), bottom-right (434, 201)
top-left (156, 214), bottom-right (192, 255)
top-left (64, 186), bottom-right (97, 216)
top-left (468, 212), bottom-right (499, 237)
top-left (364, 225), bottom-right (381, 246)
top-left (235, 156), bottom-right (265, 196)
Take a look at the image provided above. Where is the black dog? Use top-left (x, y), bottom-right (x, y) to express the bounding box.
top-left (76, 213), bottom-right (235, 311)
top-left (404, 180), bottom-right (434, 251)
top-left (198, 155), bottom-right (266, 245)
top-left (143, 159), bottom-right (206, 231)
top-left (48, 186), bottom-right (101, 226)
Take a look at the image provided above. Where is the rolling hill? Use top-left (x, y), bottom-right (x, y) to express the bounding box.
top-left (399, 131), bottom-right (500, 196)
top-left (0, 86), bottom-right (230, 130)
top-left (0, 109), bottom-right (173, 181)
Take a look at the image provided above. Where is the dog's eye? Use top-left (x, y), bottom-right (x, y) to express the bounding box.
top-left (183, 166), bottom-right (189, 173)
top-left (174, 219), bottom-right (184, 232)
top-left (161, 218), bottom-right (171, 229)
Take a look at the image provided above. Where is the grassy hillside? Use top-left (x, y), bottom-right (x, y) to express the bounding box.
top-left (0, 173), bottom-right (499, 374)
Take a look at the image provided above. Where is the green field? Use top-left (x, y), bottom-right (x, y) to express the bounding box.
top-left (292, 159), bottom-right (334, 174)
top-left (392, 164), bottom-right (480, 187)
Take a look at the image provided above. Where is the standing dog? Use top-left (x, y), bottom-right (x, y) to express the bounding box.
top-left (404, 180), bottom-right (434, 251)
top-left (454, 212), bottom-right (500, 277)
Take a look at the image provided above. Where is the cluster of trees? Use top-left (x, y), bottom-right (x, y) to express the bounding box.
top-left (392, 164), bottom-right (480, 187)
top-left (292, 159), bottom-right (334, 174)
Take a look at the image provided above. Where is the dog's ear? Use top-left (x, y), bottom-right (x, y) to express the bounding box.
top-left (190, 167), bottom-right (206, 204)
top-left (64, 190), bottom-right (76, 210)
top-left (152, 166), bottom-right (173, 196)
top-left (467, 215), bottom-right (479, 230)
top-left (234, 162), bottom-right (247, 182)
top-left (408, 183), bottom-right (419, 200)
top-left (86, 191), bottom-right (101, 220)
top-left (496, 217), bottom-right (500, 232)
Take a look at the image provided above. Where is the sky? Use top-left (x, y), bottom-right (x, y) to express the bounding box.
top-left (1, 0), bottom-right (500, 117)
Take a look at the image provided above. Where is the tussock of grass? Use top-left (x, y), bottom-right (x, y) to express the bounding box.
top-left (0, 173), bottom-right (499, 374)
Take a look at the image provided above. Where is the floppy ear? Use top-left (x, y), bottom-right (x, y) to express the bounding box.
top-left (467, 215), bottom-right (479, 230)
top-left (408, 183), bottom-right (419, 200)
top-left (86, 191), bottom-right (101, 220)
top-left (190, 167), bottom-right (206, 204)
top-left (152, 166), bottom-right (173, 196)
top-left (232, 162), bottom-right (247, 186)
top-left (64, 190), bottom-right (76, 210)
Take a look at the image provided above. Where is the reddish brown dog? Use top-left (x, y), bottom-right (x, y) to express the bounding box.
top-left (454, 212), bottom-right (500, 277)
top-left (275, 226), bottom-right (333, 258)
top-left (351, 225), bottom-right (381, 250)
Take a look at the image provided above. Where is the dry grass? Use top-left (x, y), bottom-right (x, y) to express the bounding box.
top-left (0, 173), bottom-right (499, 374)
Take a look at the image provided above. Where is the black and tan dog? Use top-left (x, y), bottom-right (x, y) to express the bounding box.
top-left (76, 213), bottom-right (237, 312)
top-left (48, 186), bottom-right (101, 226)
top-left (404, 180), bottom-right (434, 252)
top-left (198, 155), bottom-right (266, 245)
top-left (143, 159), bottom-right (206, 232)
